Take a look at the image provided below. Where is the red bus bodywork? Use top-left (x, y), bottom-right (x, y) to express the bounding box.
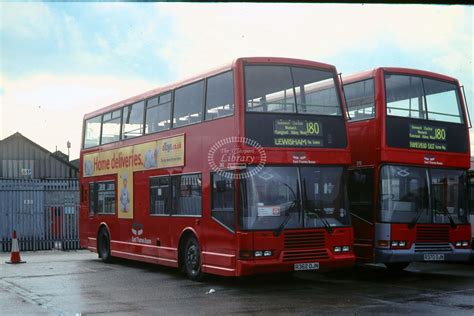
top-left (80, 57), bottom-right (355, 277)
top-left (344, 67), bottom-right (472, 266)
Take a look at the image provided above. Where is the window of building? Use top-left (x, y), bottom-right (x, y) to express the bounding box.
top-left (84, 115), bottom-right (102, 148)
top-left (211, 173), bottom-right (235, 230)
top-left (344, 79), bottom-right (375, 121)
top-left (205, 71), bottom-right (234, 120)
top-left (101, 110), bottom-right (122, 145)
top-left (172, 174), bottom-right (202, 216)
top-left (150, 176), bottom-right (171, 215)
top-left (348, 168), bottom-right (374, 223)
top-left (89, 181), bottom-right (116, 215)
top-left (122, 101), bottom-right (145, 139)
top-left (173, 81), bottom-right (204, 127)
top-left (145, 92), bottom-right (172, 134)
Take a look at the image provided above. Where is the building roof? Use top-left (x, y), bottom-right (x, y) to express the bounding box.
top-left (0, 132), bottom-right (79, 174)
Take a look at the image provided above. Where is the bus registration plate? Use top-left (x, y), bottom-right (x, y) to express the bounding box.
top-left (423, 254), bottom-right (445, 261)
top-left (294, 262), bottom-right (319, 271)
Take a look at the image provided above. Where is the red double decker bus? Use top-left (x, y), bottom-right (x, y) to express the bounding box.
top-left (343, 67), bottom-right (472, 271)
top-left (80, 57), bottom-right (355, 280)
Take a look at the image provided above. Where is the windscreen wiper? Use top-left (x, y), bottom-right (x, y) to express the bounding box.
top-left (274, 199), bottom-right (299, 237)
top-left (301, 179), bottom-right (332, 234)
top-left (304, 207), bottom-right (333, 234)
top-left (409, 208), bottom-right (425, 229)
top-left (442, 207), bottom-right (457, 229)
top-left (274, 183), bottom-right (299, 237)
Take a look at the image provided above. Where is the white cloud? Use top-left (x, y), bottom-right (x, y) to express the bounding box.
top-left (1, 3), bottom-right (472, 158)
top-left (0, 74), bottom-right (157, 159)
top-left (156, 3), bottom-right (468, 77)
top-left (0, 3), bottom-right (54, 38)
top-left (155, 3), bottom-right (473, 156)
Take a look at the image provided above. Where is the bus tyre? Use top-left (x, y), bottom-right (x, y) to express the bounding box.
top-left (385, 262), bottom-right (409, 273)
top-left (98, 229), bottom-right (112, 263)
top-left (184, 237), bottom-right (204, 281)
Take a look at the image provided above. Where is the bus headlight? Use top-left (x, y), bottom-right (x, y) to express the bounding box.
top-left (334, 246), bottom-right (342, 253)
top-left (263, 250), bottom-right (272, 257)
top-left (254, 251), bottom-right (263, 257)
top-left (455, 241), bottom-right (470, 248)
top-left (342, 246), bottom-right (350, 252)
top-left (391, 240), bottom-right (407, 248)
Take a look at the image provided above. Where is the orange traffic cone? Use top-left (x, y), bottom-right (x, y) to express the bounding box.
top-left (5, 231), bottom-right (26, 264)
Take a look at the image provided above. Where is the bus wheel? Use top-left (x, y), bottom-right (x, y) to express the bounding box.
top-left (98, 228), bottom-right (112, 263)
top-left (385, 262), bottom-right (409, 273)
top-left (184, 237), bottom-right (204, 281)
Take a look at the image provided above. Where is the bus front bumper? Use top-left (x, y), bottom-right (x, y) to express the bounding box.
top-left (236, 254), bottom-right (355, 276)
top-left (375, 246), bottom-right (472, 263)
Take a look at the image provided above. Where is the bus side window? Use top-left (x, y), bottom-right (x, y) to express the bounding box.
top-left (344, 79), bottom-right (375, 121)
top-left (348, 168), bottom-right (374, 223)
top-left (211, 173), bottom-right (235, 231)
top-left (172, 174), bottom-right (202, 216)
top-left (150, 176), bottom-right (171, 215)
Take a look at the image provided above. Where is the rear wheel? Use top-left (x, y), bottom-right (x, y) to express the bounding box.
top-left (98, 228), bottom-right (112, 263)
top-left (183, 236), bottom-right (204, 281)
top-left (385, 262), bottom-right (409, 273)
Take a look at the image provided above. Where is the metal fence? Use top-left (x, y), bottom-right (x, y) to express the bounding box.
top-left (0, 178), bottom-right (80, 252)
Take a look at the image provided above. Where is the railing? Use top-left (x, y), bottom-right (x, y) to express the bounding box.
top-left (0, 178), bottom-right (80, 252)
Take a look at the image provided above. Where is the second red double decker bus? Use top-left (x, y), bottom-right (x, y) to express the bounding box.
top-left (80, 57), bottom-right (355, 280)
top-left (343, 67), bottom-right (472, 271)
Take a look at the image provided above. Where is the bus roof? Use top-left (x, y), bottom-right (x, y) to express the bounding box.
top-left (342, 67), bottom-right (459, 85)
top-left (84, 56), bottom-right (337, 120)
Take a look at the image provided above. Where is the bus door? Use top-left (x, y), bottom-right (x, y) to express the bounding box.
top-left (203, 173), bottom-right (237, 272)
top-left (348, 168), bottom-right (375, 261)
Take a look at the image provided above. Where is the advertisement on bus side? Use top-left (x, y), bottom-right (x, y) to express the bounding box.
top-left (82, 134), bottom-right (185, 219)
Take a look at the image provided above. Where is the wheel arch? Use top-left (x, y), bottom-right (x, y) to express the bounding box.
top-left (178, 227), bottom-right (200, 268)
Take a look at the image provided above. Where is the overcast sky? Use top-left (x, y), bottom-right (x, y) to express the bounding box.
top-left (0, 3), bottom-right (472, 159)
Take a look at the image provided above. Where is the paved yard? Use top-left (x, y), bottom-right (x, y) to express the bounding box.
top-left (1, 250), bottom-right (473, 315)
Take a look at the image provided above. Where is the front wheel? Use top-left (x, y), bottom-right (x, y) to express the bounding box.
top-left (98, 229), bottom-right (112, 263)
top-left (385, 262), bottom-right (409, 273)
top-left (184, 237), bottom-right (204, 281)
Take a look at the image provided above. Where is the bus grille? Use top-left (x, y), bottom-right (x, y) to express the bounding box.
top-left (416, 225), bottom-right (450, 242)
top-left (283, 249), bottom-right (330, 262)
top-left (414, 242), bottom-right (452, 253)
top-left (284, 231), bottom-right (326, 249)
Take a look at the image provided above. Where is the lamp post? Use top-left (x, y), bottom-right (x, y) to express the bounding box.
top-left (67, 141), bottom-right (71, 161)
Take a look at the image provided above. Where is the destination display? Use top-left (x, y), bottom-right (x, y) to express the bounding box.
top-left (245, 113), bottom-right (347, 148)
top-left (273, 119), bottom-right (324, 147)
top-left (408, 124), bottom-right (447, 151)
top-left (385, 116), bottom-right (467, 153)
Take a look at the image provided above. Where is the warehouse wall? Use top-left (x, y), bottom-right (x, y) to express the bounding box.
top-left (0, 133), bottom-right (78, 179)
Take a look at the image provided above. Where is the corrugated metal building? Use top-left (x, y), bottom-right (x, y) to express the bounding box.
top-left (0, 132), bottom-right (78, 179)
top-left (0, 132), bottom-right (80, 251)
